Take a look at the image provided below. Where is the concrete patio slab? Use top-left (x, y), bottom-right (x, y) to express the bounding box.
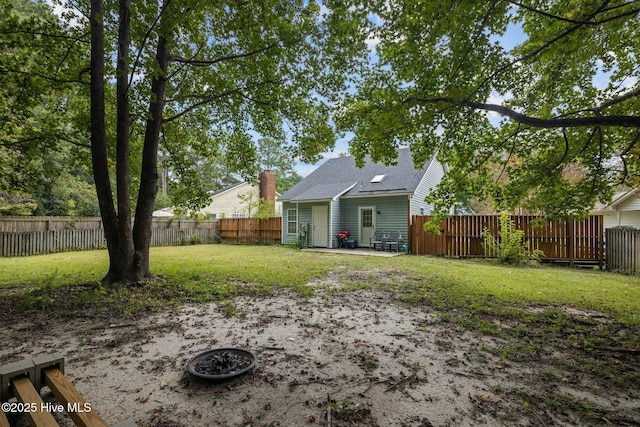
top-left (301, 248), bottom-right (404, 257)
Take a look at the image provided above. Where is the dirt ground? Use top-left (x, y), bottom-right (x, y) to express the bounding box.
top-left (1, 269), bottom-right (639, 426)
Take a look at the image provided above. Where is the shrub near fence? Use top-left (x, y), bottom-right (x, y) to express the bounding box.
top-left (606, 228), bottom-right (640, 274)
top-left (0, 217), bottom-right (219, 257)
top-left (410, 215), bottom-right (604, 267)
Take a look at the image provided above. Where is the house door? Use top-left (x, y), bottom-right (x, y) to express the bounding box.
top-left (312, 205), bottom-right (328, 247)
top-left (359, 206), bottom-right (375, 245)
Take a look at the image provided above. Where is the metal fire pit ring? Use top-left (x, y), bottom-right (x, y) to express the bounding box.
top-left (185, 348), bottom-right (257, 380)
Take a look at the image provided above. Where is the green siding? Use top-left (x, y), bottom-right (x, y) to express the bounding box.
top-left (341, 195), bottom-right (409, 245)
top-left (330, 198), bottom-right (342, 248)
top-left (282, 202), bottom-right (298, 245)
top-left (282, 202), bottom-right (335, 246)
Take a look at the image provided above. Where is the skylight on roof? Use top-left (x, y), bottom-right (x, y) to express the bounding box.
top-left (370, 174), bottom-right (386, 183)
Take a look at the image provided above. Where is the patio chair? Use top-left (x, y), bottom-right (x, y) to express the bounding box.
top-left (385, 231), bottom-right (403, 252)
top-left (369, 230), bottom-right (386, 250)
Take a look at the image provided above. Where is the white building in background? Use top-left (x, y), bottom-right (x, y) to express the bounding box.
top-left (592, 188), bottom-right (640, 229)
top-left (153, 171), bottom-right (281, 219)
top-left (197, 183), bottom-right (281, 218)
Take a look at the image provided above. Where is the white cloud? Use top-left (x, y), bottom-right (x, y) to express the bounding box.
top-left (46, 0), bottom-right (84, 28)
top-left (622, 76), bottom-right (638, 91)
top-left (485, 91), bottom-right (506, 119)
top-left (365, 33), bottom-right (381, 51)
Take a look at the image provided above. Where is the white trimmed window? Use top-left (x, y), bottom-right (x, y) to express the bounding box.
top-left (287, 209), bottom-right (297, 234)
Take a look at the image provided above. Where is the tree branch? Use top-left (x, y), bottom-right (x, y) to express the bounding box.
top-left (169, 42), bottom-right (279, 67)
top-left (405, 97), bottom-right (640, 128)
top-left (0, 29), bottom-right (90, 43)
top-left (596, 84), bottom-right (640, 112)
top-left (0, 67), bottom-right (89, 85)
top-left (163, 88), bottom-right (244, 123)
top-left (164, 79), bottom-right (281, 122)
top-left (506, 0), bottom-right (640, 26)
top-left (619, 130), bottom-right (640, 183)
top-left (55, 134), bottom-right (91, 149)
top-left (128, 1), bottom-right (170, 92)
top-left (470, 1), bottom-right (615, 100)
top-left (238, 91), bottom-right (271, 107)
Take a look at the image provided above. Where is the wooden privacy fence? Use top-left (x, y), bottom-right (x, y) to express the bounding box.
top-left (218, 217), bottom-right (281, 244)
top-left (410, 215), bottom-right (604, 267)
top-left (0, 217), bottom-right (219, 257)
top-left (606, 228), bottom-right (640, 274)
top-left (0, 216), bottom-right (216, 232)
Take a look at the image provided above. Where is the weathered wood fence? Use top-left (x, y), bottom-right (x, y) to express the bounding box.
top-left (218, 217), bottom-right (281, 244)
top-left (0, 216), bottom-right (215, 231)
top-left (0, 217), bottom-right (219, 257)
top-left (410, 215), bottom-right (604, 267)
top-left (606, 228), bottom-right (640, 274)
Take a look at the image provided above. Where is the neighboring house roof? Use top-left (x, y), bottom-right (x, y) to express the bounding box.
top-left (207, 182), bottom-right (282, 199)
top-left (207, 182), bottom-right (246, 198)
top-left (279, 148), bottom-right (434, 202)
top-left (152, 207), bottom-right (174, 217)
top-left (592, 188), bottom-right (640, 212)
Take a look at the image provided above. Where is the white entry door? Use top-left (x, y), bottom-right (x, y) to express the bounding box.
top-left (312, 205), bottom-right (328, 247)
top-left (359, 206), bottom-right (375, 244)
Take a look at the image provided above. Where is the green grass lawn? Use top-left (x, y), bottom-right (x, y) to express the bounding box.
top-left (1, 244), bottom-right (639, 326)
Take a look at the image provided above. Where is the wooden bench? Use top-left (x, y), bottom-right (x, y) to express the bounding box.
top-left (0, 355), bottom-right (136, 427)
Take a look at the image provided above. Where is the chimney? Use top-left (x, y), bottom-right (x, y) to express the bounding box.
top-left (259, 170), bottom-right (276, 204)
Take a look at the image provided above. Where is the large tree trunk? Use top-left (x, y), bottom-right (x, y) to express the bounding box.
top-left (90, 0), bottom-right (122, 286)
top-left (132, 2), bottom-right (172, 280)
top-left (90, 0), bottom-right (169, 287)
top-left (111, 0), bottom-right (136, 284)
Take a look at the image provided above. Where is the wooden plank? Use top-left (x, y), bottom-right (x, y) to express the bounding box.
top-left (11, 376), bottom-right (60, 427)
top-left (43, 369), bottom-right (108, 427)
top-left (0, 408), bottom-right (10, 427)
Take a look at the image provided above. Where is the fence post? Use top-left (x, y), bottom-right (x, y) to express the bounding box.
top-left (567, 220), bottom-right (574, 267)
top-left (598, 216), bottom-right (603, 270)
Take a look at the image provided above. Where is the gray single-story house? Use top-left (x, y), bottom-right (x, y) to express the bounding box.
top-left (278, 148), bottom-right (446, 248)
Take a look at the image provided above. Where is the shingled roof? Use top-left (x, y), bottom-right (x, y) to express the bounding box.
top-left (279, 148), bottom-right (434, 202)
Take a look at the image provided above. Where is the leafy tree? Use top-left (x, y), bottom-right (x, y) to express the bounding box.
top-left (38, 0), bottom-right (362, 287)
top-left (339, 0), bottom-right (640, 221)
top-left (257, 137), bottom-right (303, 193)
top-left (236, 190), bottom-right (261, 218)
top-left (0, 191), bottom-right (37, 216)
top-left (0, 0), bottom-right (64, 196)
top-left (1, 0), bottom-right (99, 216)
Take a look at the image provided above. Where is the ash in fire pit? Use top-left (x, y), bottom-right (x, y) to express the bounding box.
top-left (186, 348), bottom-right (256, 380)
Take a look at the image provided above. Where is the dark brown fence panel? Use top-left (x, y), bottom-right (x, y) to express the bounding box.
top-left (606, 228), bottom-right (640, 274)
top-left (410, 216), bottom-right (444, 256)
top-left (410, 215), bottom-right (603, 266)
top-left (218, 217), bottom-right (281, 244)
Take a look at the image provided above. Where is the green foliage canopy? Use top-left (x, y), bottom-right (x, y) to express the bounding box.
top-left (339, 0), bottom-right (640, 219)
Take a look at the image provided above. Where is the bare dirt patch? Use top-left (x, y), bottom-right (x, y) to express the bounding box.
top-left (1, 269), bottom-right (638, 426)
